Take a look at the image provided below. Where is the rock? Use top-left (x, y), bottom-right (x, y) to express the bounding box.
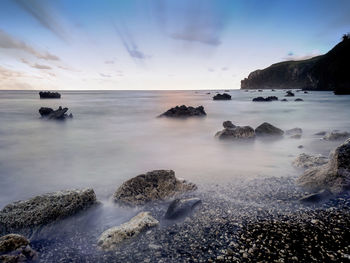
top-left (292, 153), bottom-right (328, 169)
top-left (252, 96), bottom-right (278, 102)
top-left (285, 91), bottom-right (295, 97)
top-left (290, 134), bottom-right (301, 139)
top-left (295, 98), bottom-right (304, 101)
top-left (97, 212), bottom-right (159, 251)
top-left (113, 170), bottom-right (196, 206)
top-left (0, 234), bottom-right (29, 253)
top-left (298, 145), bottom-right (304, 149)
top-left (304, 91), bottom-right (309, 94)
top-left (159, 105), bottom-right (206, 118)
top-left (215, 126), bottom-right (255, 140)
top-left (255, 122), bottom-right (284, 136)
top-left (39, 106), bottom-right (73, 120)
top-left (297, 138), bottom-right (350, 193)
top-left (315, 131), bottom-right (327, 136)
top-left (286, 128), bottom-right (303, 136)
top-left (281, 99), bottom-right (288, 102)
top-left (258, 89), bottom-right (263, 92)
top-left (323, 131), bottom-right (350, 141)
top-left (223, 121), bottom-right (235, 129)
top-left (38, 107), bottom-right (54, 116)
top-left (0, 234), bottom-right (37, 262)
top-left (299, 189), bottom-right (332, 203)
top-left (39, 91), bottom-right (61, 99)
top-left (0, 189), bottom-right (96, 232)
top-left (164, 198), bottom-right (202, 220)
top-left (213, 93), bottom-right (231, 100)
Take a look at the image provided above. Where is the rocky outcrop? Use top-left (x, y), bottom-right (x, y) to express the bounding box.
top-left (252, 96), bottom-right (278, 102)
top-left (0, 189), bottom-right (96, 233)
top-left (159, 105), bottom-right (206, 118)
top-left (215, 121), bottom-right (255, 140)
top-left (255, 122), bottom-right (284, 136)
top-left (39, 106), bottom-right (73, 120)
top-left (297, 138), bottom-right (350, 193)
top-left (97, 212), bottom-right (159, 251)
top-left (0, 234), bottom-right (37, 262)
top-left (323, 131), bottom-right (350, 141)
top-left (223, 121), bottom-right (235, 129)
top-left (39, 91), bottom-right (61, 99)
top-left (164, 198), bottom-right (202, 220)
top-left (213, 93), bottom-right (231, 100)
top-left (292, 153), bottom-right (328, 169)
top-left (241, 37), bottom-right (350, 93)
top-left (113, 170), bottom-right (196, 206)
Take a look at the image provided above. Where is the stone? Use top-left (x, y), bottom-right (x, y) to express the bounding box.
top-left (38, 107), bottom-right (54, 116)
top-left (255, 122), bottom-right (284, 136)
top-left (323, 131), bottom-right (350, 141)
top-left (164, 198), bottom-right (202, 219)
top-left (215, 126), bottom-right (255, 140)
top-left (295, 98), bottom-right (304, 101)
top-left (281, 99), bottom-right (288, 102)
top-left (0, 234), bottom-right (37, 262)
top-left (39, 106), bottom-right (73, 120)
top-left (252, 96), bottom-right (278, 102)
top-left (0, 189), bottom-right (96, 232)
top-left (292, 153), bottom-right (328, 169)
top-left (159, 105), bottom-right (206, 118)
top-left (297, 138), bottom-right (350, 193)
top-left (39, 91), bottom-right (61, 99)
top-left (315, 131), bottom-right (327, 136)
top-left (97, 212), bottom-right (159, 251)
top-left (0, 234), bottom-right (29, 253)
top-left (223, 121), bottom-right (235, 129)
top-left (113, 170), bottom-right (196, 206)
top-left (213, 93), bottom-right (231, 100)
top-left (285, 91), bottom-right (295, 97)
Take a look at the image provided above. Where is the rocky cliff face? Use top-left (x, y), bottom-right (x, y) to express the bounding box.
top-left (241, 37), bottom-right (350, 93)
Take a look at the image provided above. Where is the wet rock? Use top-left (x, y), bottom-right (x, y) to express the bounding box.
top-left (159, 105), bottom-right (206, 118)
top-left (298, 138), bottom-right (350, 193)
top-left (315, 131), bottom-right (327, 136)
top-left (292, 153), bottom-right (328, 169)
top-left (323, 131), bottom-right (350, 141)
top-left (38, 107), bottom-right (54, 116)
top-left (304, 91), bottom-right (309, 94)
top-left (252, 96), bottom-right (278, 102)
top-left (0, 189), bottom-right (96, 232)
top-left (295, 98), bottom-right (304, 101)
top-left (215, 125), bottom-right (255, 140)
top-left (0, 234), bottom-right (29, 253)
top-left (39, 106), bottom-right (73, 120)
top-left (299, 189), bottom-right (332, 203)
top-left (39, 91), bottom-right (61, 99)
top-left (298, 145), bottom-right (304, 149)
top-left (113, 170), bottom-right (196, 206)
top-left (213, 93), bottom-right (231, 100)
top-left (223, 121), bottom-right (235, 129)
top-left (164, 198), bottom-right (202, 220)
top-left (281, 99), bottom-right (288, 102)
top-left (97, 212), bottom-right (159, 251)
top-left (285, 91), bottom-right (295, 97)
top-left (255, 122), bottom-right (284, 136)
top-left (0, 234), bottom-right (37, 262)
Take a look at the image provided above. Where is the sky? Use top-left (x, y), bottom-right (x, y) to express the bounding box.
top-left (0, 0), bottom-right (349, 90)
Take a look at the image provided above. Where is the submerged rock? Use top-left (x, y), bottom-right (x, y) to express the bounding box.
top-left (323, 131), bottom-right (350, 141)
top-left (0, 189), bottom-right (96, 232)
top-left (159, 105), bottom-right (206, 118)
top-left (299, 189), bottom-right (332, 203)
top-left (164, 198), bottom-right (202, 220)
top-left (39, 91), bottom-right (61, 99)
top-left (292, 153), bottom-right (328, 169)
top-left (286, 128), bottom-right (303, 136)
top-left (39, 106), bottom-right (73, 120)
top-left (295, 98), bottom-right (304, 101)
top-left (222, 121), bottom-right (235, 129)
top-left (113, 170), bottom-right (197, 206)
top-left (215, 125), bottom-right (255, 140)
top-left (0, 234), bottom-right (37, 262)
top-left (255, 122), bottom-right (284, 136)
top-left (97, 212), bottom-right (159, 251)
top-left (315, 131), bottom-right (327, 136)
top-left (281, 99), bottom-right (288, 102)
top-left (285, 91), bottom-right (295, 97)
top-left (213, 93), bottom-right (231, 100)
top-left (252, 96), bottom-right (278, 102)
top-left (297, 138), bottom-right (350, 193)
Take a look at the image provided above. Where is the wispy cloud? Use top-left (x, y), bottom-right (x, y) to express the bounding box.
top-left (105, 60), bottom-right (115, 64)
top-left (283, 51), bottom-right (322, 61)
top-left (100, 73), bottom-right (111, 78)
top-left (0, 29), bottom-right (60, 61)
top-left (21, 58), bottom-right (52, 70)
top-left (0, 66), bottom-right (24, 79)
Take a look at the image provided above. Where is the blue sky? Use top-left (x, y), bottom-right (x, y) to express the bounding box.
top-left (0, 0), bottom-right (349, 90)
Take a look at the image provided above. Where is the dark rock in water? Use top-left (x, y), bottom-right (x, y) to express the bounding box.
top-left (323, 131), bottom-right (350, 141)
top-left (0, 189), bottom-right (96, 233)
top-left (258, 89), bottom-right (263, 92)
top-left (164, 198), bottom-right (202, 219)
top-left (252, 96), bottom-right (278, 102)
top-left (215, 125), bottom-right (255, 140)
top-left (286, 128), bottom-right (303, 136)
top-left (298, 138), bottom-right (350, 193)
top-left (271, 89), bottom-right (275, 91)
top-left (159, 105), bottom-right (206, 118)
top-left (255, 122), bottom-right (284, 136)
top-left (285, 91), bottom-right (295, 97)
top-left (299, 189), bottom-right (332, 203)
top-left (213, 93), bottom-right (231, 100)
top-left (281, 99), bottom-right (288, 102)
top-left (206, 92), bottom-right (210, 94)
top-left (298, 145), bottom-right (304, 149)
top-left (0, 234), bottom-right (37, 262)
top-left (315, 131), bottom-right (327, 136)
top-left (113, 170), bottom-right (197, 206)
top-left (39, 91), bottom-right (61, 99)
top-left (295, 98), bottom-right (304, 101)
top-left (223, 121), bottom-right (235, 129)
top-left (38, 107), bottom-right (54, 116)
top-left (304, 91), bottom-right (309, 94)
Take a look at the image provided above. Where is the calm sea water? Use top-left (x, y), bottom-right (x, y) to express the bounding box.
top-left (1, 89), bottom-right (350, 208)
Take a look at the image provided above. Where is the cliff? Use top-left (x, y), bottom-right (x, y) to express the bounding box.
top-left (241, 37), bottom-right (350, 94)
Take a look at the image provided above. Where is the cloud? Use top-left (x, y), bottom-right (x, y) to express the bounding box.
top-left (0, 29), bottom-right (60, 61)
top-left (21, 58), bottom-right (52, 70)
top-left (221, 67), bottom-right (229, 71)
top-left (105, 60), bottom-right (115, 64)
top-left (0, 66), bottom-right (24, 79)
top-left (283, 51), bottom-right (322, 61)
top-left (100, 73), bottom-right (111, 78)
top-left (13, 0), bottom-right (68, 41)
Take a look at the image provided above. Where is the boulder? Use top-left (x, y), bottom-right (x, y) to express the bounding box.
top-left (39, 106), bottom-right (73, 120)
top-left (215, 125), bottom-right (255, 140)
top-left (113, 170), bottom-right (196, 206)
top-left (323, 131), bottom-right (350, 141)
top-left (213, 93), bottom-right (231, 100)
top-left (286, 128), bottom-right (302, 136)
top-left (299, 189), bottom-right (332, 203)
top-left (252, 96), bottom-right (278, 102)
top-left (292, 153), bottom-right (328, 169)
top-left (255, 122), bottom-right (284, 136)
top-left (97, 212), bottom-right (159, 251)
top-left (295, 98), bottom-right (304, 101)
top-left (281, 99), bottom-right (288, 102)
top-left (0, 234), bottom-right (37, 262)
top-left (0, 234), bottom-right (29, 253)
top-left (285, 91), bottom-right (295, 97)
top-left (159, 105), bottom-right (206, 118)
top-left (0, 189), bottom-right (96, 232)
top-left (164, 198), bottom-right (202, 220)
top-left (38, 107), bottom-right (54, 116)
top-left (304, 91), bottom-right (309, 94)
top-left (297, 138), bottom-right (350, 193)
top-left (39, 91), bottom-right (61, 99)
top-left (223, 121), bottom-right (235, 129)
